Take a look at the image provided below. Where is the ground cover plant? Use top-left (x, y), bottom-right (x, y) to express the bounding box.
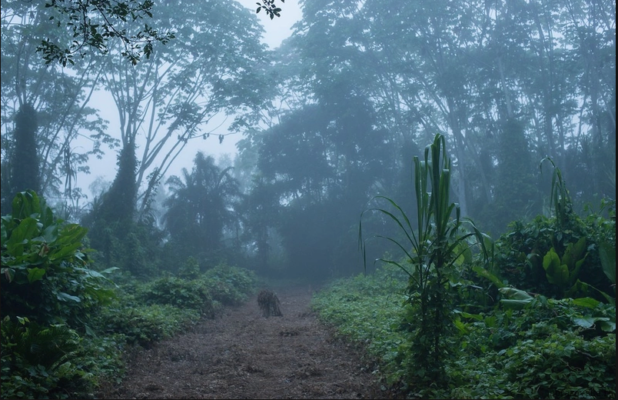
top-left (328, 136), bottom-right (618, 398)
top-left (1, 190), bottom-right (258, 398)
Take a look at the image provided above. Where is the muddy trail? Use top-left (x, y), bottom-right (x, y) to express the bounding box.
top-left (97, 286), bottom-right (388, 399)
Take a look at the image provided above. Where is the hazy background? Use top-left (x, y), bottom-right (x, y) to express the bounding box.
top-left (80, 0), bottom-right (303, 196)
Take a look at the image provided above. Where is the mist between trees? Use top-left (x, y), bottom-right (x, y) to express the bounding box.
top-left (1, 0), bottom-right (615, 281)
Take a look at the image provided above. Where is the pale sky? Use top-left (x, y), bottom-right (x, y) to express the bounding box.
top-left (80, 0), bottom-right (302, 198)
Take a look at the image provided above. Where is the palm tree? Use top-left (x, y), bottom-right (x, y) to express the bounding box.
top-left (163, 152), bottom-right (241, 259)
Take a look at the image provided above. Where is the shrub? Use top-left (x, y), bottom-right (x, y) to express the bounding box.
top-left (137, 277), bottom-right (215, 317)
top-left (1, 316), bottom-right (96, 399)
top-left (100, 301), bottom-right (200, 347)
top-left (203, 263), bottom-right (256, 295)
top-left (1, 190), bottom-right (115, 329)
top-left (1, 191), bottom-right (120, 398)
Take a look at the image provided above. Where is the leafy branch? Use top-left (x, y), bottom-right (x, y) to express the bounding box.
top-left (256, 0), bottom-right (284, 19)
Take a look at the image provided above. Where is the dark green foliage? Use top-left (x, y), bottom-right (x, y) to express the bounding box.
top-left (98, 140), bottom-right (137, 224)
top-left (80, 140), bottom-right (159, 277)
top-left (480, 118), bottom-right (540, 235)
top-left (82, 214), bottom-right (164, 278)
top-left (202, 264), bottom-right (257, 304)
top-left (100, 302), bottom-right (200, 348)
top-left (1, 316), bottom-right (93, 399)
top-left (178, 256), bottom-right (201, 280)
top-left (494, 203), bottom-right (614, 301)
top-left (138, 277), bottom-right (215, 317)
top-left (360, 134), bottom-right (486, 388)
top-left (313, 264), bottom-right (616, 399)
top-left (101, 263), bottom-right (256, 347)
top-left (1, 191), bottom-right (121, 399)
top-left (163, 152), bottom-right (241, 268)
top-left (1, 191), bottom-right (115, 328)
top-left (500, 332), bottom-right (615, 399)
top-left (9, 104), bottom-right (40, 208)
top-left (451, 309), bottom-right (616, 399)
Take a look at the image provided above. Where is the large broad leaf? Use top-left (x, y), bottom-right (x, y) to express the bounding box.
top-left (599, 320), bottom-right (616, 332)
top-left (568, 256), bottom-right (587, 287)
top-left (7, 217), bottom-right (39, 247)
top-left (569, 279), bottom-right (615, 306)
top-left (562, 237), bottom-right (586, 270)
top-left (572, 297), bottom-right (601, 309)
top-left (56, 292), bottom-right (81, 303)
top-left (472, 265), bottom-right (504, 288)
top-left (11, 191), bottom-right (41, 220)
top-left (598, 242), bottom-right (616, 285)
top-left (543, 248), bottom-right (569, 286)
top-left (572, 316), bottom-right (596, 329)
top-left (499, 287), bottom-right (534, 309)
top-left (499, 287), bottom-right (534, 301)
top-left (27, 267), bottom-right (46, 283)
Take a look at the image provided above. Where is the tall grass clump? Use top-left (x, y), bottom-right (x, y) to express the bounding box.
top-left (360, 133), bottom-right (487, 390)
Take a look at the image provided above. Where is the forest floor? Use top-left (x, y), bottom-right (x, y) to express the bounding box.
top-left (97, 285), bottom-right (394, 399)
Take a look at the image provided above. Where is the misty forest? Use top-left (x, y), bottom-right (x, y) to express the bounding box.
top-left (1, 0), bottom-right (616, 398)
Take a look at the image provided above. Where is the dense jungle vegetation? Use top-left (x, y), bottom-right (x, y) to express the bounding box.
top-left (1, 0), bottom-right (615, 398)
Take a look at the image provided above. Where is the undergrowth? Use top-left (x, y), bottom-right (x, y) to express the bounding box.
top-left (313, 264), bottom-right (616, 399)
top-left (2, 192), bottom-right (257, 400)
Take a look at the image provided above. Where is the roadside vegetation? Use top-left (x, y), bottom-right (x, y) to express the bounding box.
top-left (1, 192), bottom-right (257, 399)
top-left (313, 135), bottom-right (616, 399)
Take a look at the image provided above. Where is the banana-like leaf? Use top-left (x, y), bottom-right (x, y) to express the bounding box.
top-left (500, 286), bottom-right (534, 309)
top-left (543, 247), bottom-right (569, 286)
top-left (499, 287), bottom-right (534, 301)
top-left (562, 237), bottom-right (587, 270)
top-left (598, 241), bottom-right (616, 285)
top-left (472, 265), bottom-right (504, 288)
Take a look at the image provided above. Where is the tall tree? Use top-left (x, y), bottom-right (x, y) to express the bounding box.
top-left (163, 152), bottom-right (241, 264)
top-left (1, 2), bottom-right (115, 215)
top-left (7, 103), bottom-right (40, 205)
top-left (97, 0), bottom-right (271, 221)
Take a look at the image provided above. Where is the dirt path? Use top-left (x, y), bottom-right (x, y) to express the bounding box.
top-left (98, 286), bottom-right (385, 399)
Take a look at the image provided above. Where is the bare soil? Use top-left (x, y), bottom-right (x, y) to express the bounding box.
top-left (97, 285), bottom-right (390, 399)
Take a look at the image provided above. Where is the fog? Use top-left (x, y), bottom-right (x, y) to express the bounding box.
top-left (2, 0), bottom-right (615, 282)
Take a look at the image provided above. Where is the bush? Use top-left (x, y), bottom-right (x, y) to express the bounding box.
top-left (0, 315), bottom-right (124, 399)
top-left (100, 302), bottom-right (200, 348)
top-left (137, 277), bottom-right (215, 317)
top-left (1, 191), bottom-right (116, 329)
top-left (203, 264), bottom-right (256, 295)
top-left (450, 330), bottom-right (616, 399)
top-left (1, 191), bottom-right (120, 399)
top-left (494, 197), bottom-right (615, 300)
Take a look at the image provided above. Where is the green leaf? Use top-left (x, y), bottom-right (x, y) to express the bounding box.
top-left (12, 190), bottom-right (41, 219)
top-left (572, 317), bottom-right (595, 329)
top-left (472, 265), bottom-right (504, 288)
top-left (27, 267), bottom-right (46, 283)
top-left (571, 297), bottom-right (601, 309)
top-left (500, 299), bottom-right (533, 309)
top-left (598, 320), bottom-right (616, 332)
top-left (598, 242), bottom-right (616, 285)
top-left (499, 287), bottom-right (533, 301)
top-left (460, 311), bottom-right (483, 321)
top-left (7, 217), bottom-right (39, 248)
top-left (562, 237), bottom-right (587, 270)
top-left (56, 292), bottom-right (81, 302)
top-left (543, 248), bottom-right (568, 286)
